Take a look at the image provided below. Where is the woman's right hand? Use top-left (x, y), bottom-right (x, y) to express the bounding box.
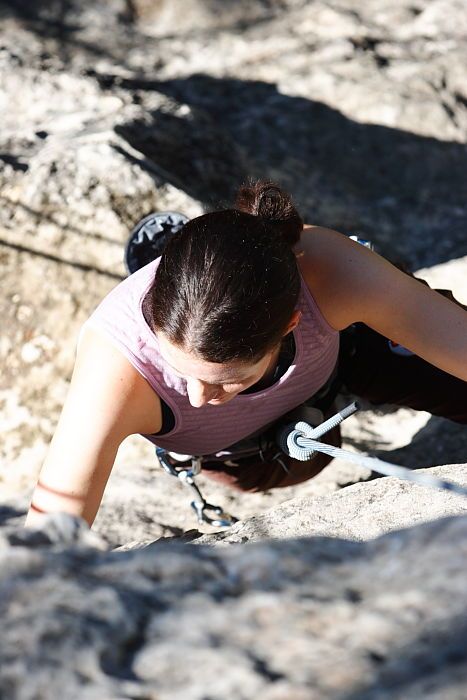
top-left (25, 324), bottom-right (162, 529)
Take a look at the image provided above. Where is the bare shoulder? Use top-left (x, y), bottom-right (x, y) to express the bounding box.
top-left (76, 324), bottom-right (162, 436)
top-left (295, 224), bottom-right (466, 364)
top-left (295, 225), bottom-right (364, 330)
top-left (297, 224), bottom-right (353, 269)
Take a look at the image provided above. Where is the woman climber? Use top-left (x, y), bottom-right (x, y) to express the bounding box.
top-left (25, 180), bottom-right (467, 528)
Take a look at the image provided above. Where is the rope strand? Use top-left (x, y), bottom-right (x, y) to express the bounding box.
top-left (277, 403), bottom-right (467, 499)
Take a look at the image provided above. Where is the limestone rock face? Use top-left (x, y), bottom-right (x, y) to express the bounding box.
top-left (194, 464), bottom-right (467, 546)
top-left (1, 503), bottom-right (467, 699)
top-left (1, 3), bottom-right (467, 696)
top-left (2, 0), bottom-right (467, 537)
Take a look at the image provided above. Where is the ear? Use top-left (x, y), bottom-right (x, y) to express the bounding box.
top-left (282, 310), bottom-right (302, 336)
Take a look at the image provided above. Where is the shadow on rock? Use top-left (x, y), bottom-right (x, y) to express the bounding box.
top-left (340, 613), bottom-right (467, 700)
top-left (108, 73), bottom-right (467, 267)
top-left (0, 504), bottom-right (26, 526)
top-left (0, 0), bottom-right (131, 64)
top-left (1, 513), bottom-right (467, 698)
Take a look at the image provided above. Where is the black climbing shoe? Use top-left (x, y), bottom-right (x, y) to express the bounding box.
top-left (124, 211), bottom-right (189, 275)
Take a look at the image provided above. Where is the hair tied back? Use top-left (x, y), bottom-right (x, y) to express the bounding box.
top-left (235, 179), bottom-right (303, 247)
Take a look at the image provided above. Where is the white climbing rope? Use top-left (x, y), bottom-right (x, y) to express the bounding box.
top-left (277, 402), bottom-right (467, 499)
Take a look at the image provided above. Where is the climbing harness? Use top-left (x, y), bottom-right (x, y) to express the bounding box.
top-left (126, 216), bottom-right (466, 526)
top-left (156, 400), bottom-right (467, 529)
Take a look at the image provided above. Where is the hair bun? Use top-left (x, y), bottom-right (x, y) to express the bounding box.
top-left (235, 179), bottom-right (303, 246)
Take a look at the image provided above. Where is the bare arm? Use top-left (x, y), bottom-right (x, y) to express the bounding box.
top-left (301, 226), bottom-right (467, 382)
top-left (25, 325), bottom-right (162, 529)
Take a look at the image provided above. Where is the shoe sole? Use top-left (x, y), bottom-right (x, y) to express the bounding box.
top-left (124, 211), bottom-right (189, 275)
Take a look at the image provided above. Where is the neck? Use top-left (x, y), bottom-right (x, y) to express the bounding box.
top-left (261, 343), bottom-right (282, 381)
top-left (240, 342), bottom-right (283, 394)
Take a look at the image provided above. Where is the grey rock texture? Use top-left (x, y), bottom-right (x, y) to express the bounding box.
top-left (1, 506), bottom-right (467, 699)
top-left (1, 3), bottom-right (467, 696)
top-left (1, 0), bottom-right (467, 545)
top-left (2, 510), bottom-right (107, 550)
top-left (194, 464), bottom-right (467, 546)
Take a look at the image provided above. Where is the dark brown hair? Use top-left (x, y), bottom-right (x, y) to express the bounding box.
top-left (144, 179), bottom-right (303, 363)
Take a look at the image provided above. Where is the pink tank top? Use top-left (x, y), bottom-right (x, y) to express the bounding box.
top-left (83, 258), bottom-right (339, 455)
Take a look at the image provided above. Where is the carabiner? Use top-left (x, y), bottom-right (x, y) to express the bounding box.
top-left (155, 448), bottom-right (238, 528)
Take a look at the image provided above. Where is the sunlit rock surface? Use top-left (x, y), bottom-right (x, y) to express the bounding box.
top-left (1, 3), bottom-right (467, 696)
top-left (1, 498), bottom-right (467, 699)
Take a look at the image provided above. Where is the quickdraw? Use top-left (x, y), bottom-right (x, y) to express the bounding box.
top-left (155, 448), bottom-right (238, 528)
